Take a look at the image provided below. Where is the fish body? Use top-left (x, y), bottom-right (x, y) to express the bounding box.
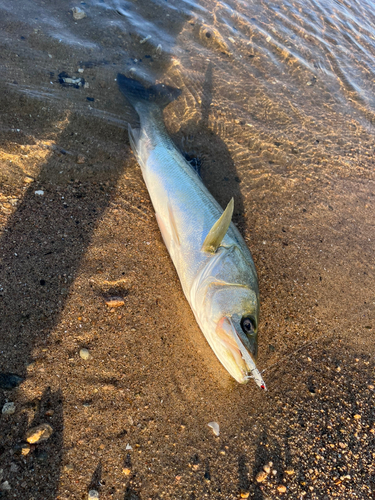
top-left (118, 74), bottom-right (266, 389)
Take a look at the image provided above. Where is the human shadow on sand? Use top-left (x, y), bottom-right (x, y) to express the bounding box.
top-left (0, 85), bottom-right (128, 498)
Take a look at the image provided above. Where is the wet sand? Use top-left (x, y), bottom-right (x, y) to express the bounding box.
top-left (1, 0), bottom-right (375, 498)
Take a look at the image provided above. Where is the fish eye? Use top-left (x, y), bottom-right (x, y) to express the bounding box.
top-left (241, 316), bottom-right (256, 334)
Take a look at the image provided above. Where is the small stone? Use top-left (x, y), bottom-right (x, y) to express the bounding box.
top-left (353, 414), bottom-right (361, 420)
top-left (256, 471), bottom-right (267, 483)
top-left (72, 7), bottom-right (87, 20)
top-left (263, 465), bottom-right (271, 474)
top-left (1, 481), bottom-right (11, 491)
top-left (207, 421), bottom-right (220, 436)
top-left (336, 366), bottom-right (341, 372)
top-left (25, 423), bottom-right (53, 444)
top-left (277, 485), bottom-right (287, 494)
top-left (80, 348), bottom-right (90, 360)
top-left (21, 444), bottom-right (31, 456)
top-left (285, 468), bottom-right (295, 475)
top-left (88, 491), bottom-right (99, 500)
top-left (76, 154), bottom-right (86, 164)
top-left (2, 402), bottom-right (16, 415)
top-left (34, 190), bottom-right (44, 196)
top-left (10, 463), bottom-right (18, 473)
top-left (105, 297), bottom-right (125, 308)
top-left (272, 469), bottom-right (277, 476)
top-left (45, 409), bottom-right (54, 416)
top-left (368, 385), bottom-right (374, 390)
top-left (122, 468), bottom-right (131, 475)
top-left (126, 443), bottom-right (133, 450)
top-left (64, 464), bottom-right (74, 472)
top-left (240, 492), bottom-right (250, 499)
top-left (24, 176), bottom-right (34, 183)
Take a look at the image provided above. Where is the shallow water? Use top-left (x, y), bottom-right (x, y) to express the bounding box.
top-left (0, 0), bottom-right (375, 499)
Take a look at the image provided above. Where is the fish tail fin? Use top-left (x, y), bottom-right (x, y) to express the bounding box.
top-left (117, 73), bottom-right (182, 110)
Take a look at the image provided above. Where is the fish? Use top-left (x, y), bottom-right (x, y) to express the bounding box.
top-left (117, 73), bottom-right (266, 390)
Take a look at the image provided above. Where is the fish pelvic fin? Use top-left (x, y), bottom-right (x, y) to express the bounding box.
top-left (201, 198), bottom-right (234, 253)
top-left (117, 74), bottom-right (182, 111)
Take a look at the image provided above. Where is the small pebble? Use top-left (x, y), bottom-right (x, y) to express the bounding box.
top-left (207, 421), bottom-right (220, 436)
top-left (122, 468), bottom-right (131, 475)
top-left (140, 35), bottom-right (151, 44)
top-left (256, 471), bottom-right (267, 483)
top-left (76, 154), bottom-right (86, 164)
top-left (10, 463), bottom-right (18, 473)
top-left (34, 190), bottom-right (44, 196)
top-left (263, 465), bottom-right (271, 474)
top-left (88, 491), bottom-right (99, 500)
top-left (105, 297), bottom-right (125, 308)
top-left (25, 423), bottom-right (53, 444)
top-left (21, 444), bottom-right (31, 456)
top-left (1, 482), bottom-right (11, 491)
top-left (80, 348), bottom-right (90, 360)
top-left (240, 492), bottom-right (250, 499)
top-left (126, 443), bottom-right (133, 450)
top-left (353, 414), bottom-right (361, 420)
top-left (2, 402), bottom-right (16, 415)
top-left (72, 6), bottom-right (87, 20)
top-left (285, 468), bottom-right (295, 475)
top-left (64, 464), bottom-right (74, 472)
top-left (277, 485), bottom-right (287, 493)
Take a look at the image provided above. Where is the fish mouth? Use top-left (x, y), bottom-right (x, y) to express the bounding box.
top-left (216, 317), bottom-right (266, 390)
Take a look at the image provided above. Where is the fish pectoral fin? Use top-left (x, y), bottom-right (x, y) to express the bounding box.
top-left (201, 198), bottom-right (234, 253)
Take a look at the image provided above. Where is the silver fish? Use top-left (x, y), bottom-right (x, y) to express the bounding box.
top-left (118, 74), bottom-right (266, 389)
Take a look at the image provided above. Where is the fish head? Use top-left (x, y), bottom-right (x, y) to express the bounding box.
top-left (208, 284), bottom-right (262, 385)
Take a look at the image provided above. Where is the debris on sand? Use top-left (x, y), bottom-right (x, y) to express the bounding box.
top-left (207, 421), bottom-right (220, 436)
top-left (72, 7), bottom-right (87, 20)
top-left (25, 423), bottom-right (53, 444)
top-left (80, 348), bottom-right (90, 360)
top-left (105, 297), bottom-right (125, 308)
top-left (2, 402), bottom-right (16, 415)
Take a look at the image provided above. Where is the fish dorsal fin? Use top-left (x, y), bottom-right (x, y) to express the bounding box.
top-left (201, 198), bottom-right (234, 253)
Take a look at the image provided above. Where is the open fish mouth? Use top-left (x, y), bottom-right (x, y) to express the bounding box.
top-left (216, 317), bottom-right (267, 390)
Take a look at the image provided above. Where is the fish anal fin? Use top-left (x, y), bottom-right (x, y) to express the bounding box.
top-left (168, 204), bottom-right (180, 246)
top-left (201, 198), bottom-right (234, 253)
top-left (155, 204), bottom-right (180, 251)
top-left (155, 212), bottom-right (171, 250)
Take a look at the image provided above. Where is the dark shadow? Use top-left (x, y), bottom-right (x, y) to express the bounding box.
top-left (124, 485), bottom-right (141, 500)
top-left (0, 84), bottom-right (128, 498)
top-left (88, 461), bottom-right (103, 493)
top-left (238, 454), bottom-right (250, 493)
top-left (172, 63), bottom-right (246, 230)
top-left (0, 386), bottom-right (63, 499)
